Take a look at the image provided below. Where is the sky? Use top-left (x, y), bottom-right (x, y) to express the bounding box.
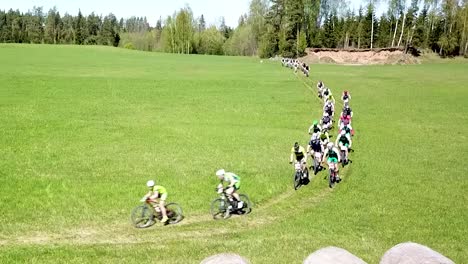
top-left (1, 0), bottom-right (387, 28)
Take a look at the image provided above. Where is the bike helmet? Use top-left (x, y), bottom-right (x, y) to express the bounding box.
top-left (294, 142), bottom-right (299, 151)
top-left (216, 169), bottom-right (225, 177)
top-left (340, 130), bottom-right (346, 136)
top-left (146, 180), bottom-right (155, 187)
top-left (327, 142), bottom-right (334, 149)
top-left (313, 120), bottom-right (318, 125)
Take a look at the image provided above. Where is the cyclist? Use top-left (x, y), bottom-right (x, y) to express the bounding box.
top-left (215, 169), bottom-right (243, 209)
top-left (317, 81), bottom-right (325, 97)
top-left (141, 180), bottom-right (169, 223)
top-left (335, 130), bottom-right (352, 163)
top-left (339, 123), bottom-right (354, 137)
top-left (342, 105), bottom-right (353, 118)
top-left (323, 86), bottom-right (331, 97)
top-left (319, 130), bottom-right (330, 148)
top-left (325, 93), bottom-right (336, 105)
top-left (321, 112), bottom-right (333, 132)
top-left (290, 142), bottom-right (307, 173)
top-left (323, 101), bottom-right (334, 117)
top-left (308, 120), bottom-right (322, 135)
top-left (342, 90), bottom-right (351, 104)
top-left (307, 133), bottom-right (324, 171)
top-left (322, 142), bottom-right (341, 182)
top-left (339, 111), bottom-right (352, 128)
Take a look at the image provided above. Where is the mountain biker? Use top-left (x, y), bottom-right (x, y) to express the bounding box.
top-left (339, 123), bottom-right (354, 137)
top-left (323, 87), bottom-right (331, 98)
top-left (307, 133), bottom-right (324, 170)
top-left (321, 112), bottom-right (333, 131)
top-left (342, 105), bottom-right (353, 118)
top-left (323, 101), bottom-right (335, 117)
top-left (317, 81), bottom-right (324, 98)
top-left (290, 142), bottom-right (307, 173)
top-left (141, 180), bottom-right (169, 223)
top-left (215, 169), bottom-right (243, 209)
top-left (339, 111), bottom-right (352, 128)
top-left (319, 130), bottom-right (330, 148)
top-left (308, 120), bottom-right (322, 135)
top-left (322, 142), bottom-right (341, 181)
top-left (342, 90), bottom-right (351, 104)
top-left (335, 130), bottom-right (352, 162)
top-left (325, 93), bottom-right (336, 105)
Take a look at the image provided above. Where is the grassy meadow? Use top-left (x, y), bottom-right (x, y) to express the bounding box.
top-left (0, 44), bottom-right (467, 263)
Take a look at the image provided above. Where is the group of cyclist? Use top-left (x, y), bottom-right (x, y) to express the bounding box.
top-left (292, 80), bottom-right (355, 187)
top-left (139, 75), bottom-right (356, 224)
top-left (281, 58), bottom-right (310, 77)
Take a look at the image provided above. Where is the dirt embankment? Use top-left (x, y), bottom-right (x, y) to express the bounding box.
top-left (301, 48), bottom-right (420, 65)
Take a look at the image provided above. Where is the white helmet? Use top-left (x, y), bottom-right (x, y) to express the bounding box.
top-left (327, 142), bottom-right (334, 149)
top-left (216, 169), bottom-right (225, 177)
top-left (340, 130), bottom-right (346, 136)
top-left (146, 180), bottom-right (155, 187)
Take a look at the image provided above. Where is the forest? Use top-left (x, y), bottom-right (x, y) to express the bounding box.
top-left (1, 0), bottom-right (467, 57)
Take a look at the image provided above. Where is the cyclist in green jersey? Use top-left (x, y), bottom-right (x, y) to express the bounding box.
top-left (216, 169), bottom-right (243, 209)
top-left (322, 142), bottom-right (341, 181)
top-left (141, 180), bottom-right (169, 223)
top-left (335, 130), bottom-right (352, 162)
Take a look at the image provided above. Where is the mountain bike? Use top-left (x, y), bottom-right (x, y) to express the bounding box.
top-left (327, 162), bottom-right (340, 188)
top-left (311, 151), bottom-right (323, 175)
top-left (340, 145), bottom-right (348, 167)
top-left (210, 189), bottom-right (252, 220)
top-left (293, 161), bottom-right (309, 190)
top-left (130, 198), bottom-right (183, 228)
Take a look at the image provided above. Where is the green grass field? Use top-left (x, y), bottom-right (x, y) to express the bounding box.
top-left (0, 44), bottom-right (467, 263)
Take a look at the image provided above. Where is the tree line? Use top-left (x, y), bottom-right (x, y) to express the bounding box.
top-left (1, 1), bottom-right (467, 57)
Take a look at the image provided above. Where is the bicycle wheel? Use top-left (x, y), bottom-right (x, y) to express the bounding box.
top-left (166, 203), bottom-right (184, 224)
top-left (328, 170), bottom-right (335, 188)
top-left (238, 194), bottom-right (252, 215)
top-left (313, 159), bottom-right (319, 175)
top-left (294, 171), bottom-right (301, 190)
top-left (130, 204), bottom-right (154, 228)
top-left (210, 198), bottom-right (230, 220)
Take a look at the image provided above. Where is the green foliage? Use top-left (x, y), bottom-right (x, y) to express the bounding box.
top-left (198, 26), bottom-right (225, 55)
top-left (123, 42), bottom-right (135, 50)
top-left (223, 25), bottom-right (257, 56)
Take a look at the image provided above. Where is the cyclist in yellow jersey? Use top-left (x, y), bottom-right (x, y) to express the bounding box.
top-left (141, 180), bottom-right (168, 223)
top-left (215, 169), bottom-right (243, 209)
top-left (290, 142), bottom-right (307, 171)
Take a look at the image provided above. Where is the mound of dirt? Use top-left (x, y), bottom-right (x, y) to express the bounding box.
top-left (200, 253), bottom-right (250, 264)
top-left (380, 242), bottom-right (455, 264)
top-left (301, 48), bottom-right (420, 65)
top-left (303, 246), bottom-right (367, 264)
top-left (319, 56), bottom-right (336, 64)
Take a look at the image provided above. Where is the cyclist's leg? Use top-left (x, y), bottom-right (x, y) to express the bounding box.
top-left (159, 193), bottom-right (168, 221)
top-left (226, 186), bottom-right (238, 201)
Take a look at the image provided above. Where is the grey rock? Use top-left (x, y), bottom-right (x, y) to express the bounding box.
top-left (380, 242), bottom-right (455, 264)
top-left (303, 246), bottom-right (367, 264)
top-left (200, 253), bottom-right (250, 264)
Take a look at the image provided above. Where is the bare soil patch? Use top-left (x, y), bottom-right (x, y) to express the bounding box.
top-left (302, 48), bottom-right (420, 65)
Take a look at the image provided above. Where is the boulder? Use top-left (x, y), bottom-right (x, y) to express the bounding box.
top-left (380, 242), bottom-right (455, 264)
top-left (200, 253), bottom-right (250, 264)
top-left (303, 246), bottom-right (367, 264)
